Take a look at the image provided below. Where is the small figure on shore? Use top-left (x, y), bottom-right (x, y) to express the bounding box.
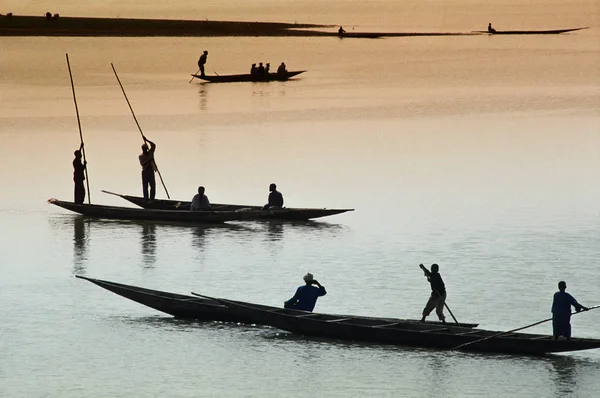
top-left (198, 50), bottom-right (208, 77)
top-left (277, 62), bottom-right (287, 75)
top-left (73, 143), bottom-right (87, 204)
top-left (190, 186), bottom-right (211, 211)
top-left (263, 183), bottom-right (284, 210)
top-left (338, 26), bottom-right (346, 36)
top-left (552, 281), bottom-right (588, 340)
top-left (284, 273), bottom-right (327, 312)
top-left (257, 62), bottom-right (265, 76)
top-left (139, 136), bottom-right (157, 201)
top-left (250, 63), bottom-right (257, 75)
top-left (420, 263), bottom-right (446, 323)
top-left (487, 23), bottom-right (496, 33)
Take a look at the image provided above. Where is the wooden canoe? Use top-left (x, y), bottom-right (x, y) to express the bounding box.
top-left (101, 190), bottom-right (354, 221)
top-left (204, 296), bottom-right (600, 355)
top-left (192, 70), bottom-right (305, 83)
top-left (48, 198), bottom-right (261, 224)
top-left (76, 276), bottom-right (478, 329)
top-left (474, 27), bottom-right (588, 35)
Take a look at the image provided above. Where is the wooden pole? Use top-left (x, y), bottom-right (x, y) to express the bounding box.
top-left (65, 54), bottom-right (91, 204)
top-left (189, 69), bottom-right (200, 83)
top-left (110, 63), bottom-right (170, 199)
top-left (451, 304), bottom-right (600, 351)
top-left (420, 264), bottom-right (459, 324)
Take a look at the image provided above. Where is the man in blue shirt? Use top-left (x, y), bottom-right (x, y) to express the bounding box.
top-left (551, 281), bottom-right (588, 340)
top-left (284, 273), bottom-right (327, 312)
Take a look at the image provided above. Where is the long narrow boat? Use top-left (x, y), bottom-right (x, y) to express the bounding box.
top-left (76, 276), bottom-right (479, 328)
top-left (473, 27), bottom-right (588, 35)
top-left (204, 296), bottom-right (600, 355)
top-left (192, 70), bottom-right (305, 83)
top-left (48, 198), bottom-right (261, 224)
top-left (102, 190), bottom-right (354, 221)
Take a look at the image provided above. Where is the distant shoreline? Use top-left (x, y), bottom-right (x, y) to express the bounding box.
top-left (0, 14), bottom-right (337, 37)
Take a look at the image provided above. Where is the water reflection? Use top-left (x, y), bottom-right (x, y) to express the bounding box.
top-left (140, 223), bottom-right (157, 268)
top-left (198, 84), bottom-right (209, 111)
top-left (548, 356), bottom-right (578, 396)
top-left (266, 221), bottom-right (284, 241)
top-left (73, 216), bottom-right (89, 274)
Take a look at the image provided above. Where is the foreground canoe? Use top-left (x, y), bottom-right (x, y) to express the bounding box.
top-left (48, 198), bottom-right (260, 224)
top-left (206, 297), bottom-right (600, 355)
top-left (192, 70), bottom-right (305, 83)
top-left (474, 27), bottom-right (588, 35)
top-left (77, 276), bottom-right (478, 328)
top-left (102, 190), bottom-right (354, 221)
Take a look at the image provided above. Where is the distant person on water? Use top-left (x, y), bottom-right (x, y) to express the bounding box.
top-left (263, 183), bottom-right (284, 210)
top-left (190, 186), bottom-right (211, 211)
top-left (277, 62), bottom-right (287, 75)
top-left (338, 26), bottom-right (346, 36)
top-left (551, 281), bottom-right (588, 340)
top-left (139, 136), bottom-right (157, 201)
top-left (250, 63), bottom-right (257, 75)
top-left (487, 23), bottom-right (496, 33)
top-left (198, 50), bottom-right (208, 77)
top-left (284, 273), bottom-right (327, 312)
top-left (73, 143), bottom-right (87, 204)
top-left (420, 263), bottom-right (446, 323)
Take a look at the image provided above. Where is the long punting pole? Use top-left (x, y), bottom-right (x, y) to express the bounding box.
top-left (189, 68), bottom-right (200, 83)
top-left (451, 304), bottom-right (600, 351)
top-left (420, 264), bottom-right (459, 324)
top-left (110, 63), bottom-right (170, 199)
top-left (65, 53), bottom-right (91, 204)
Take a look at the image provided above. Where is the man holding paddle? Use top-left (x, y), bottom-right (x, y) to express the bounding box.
top-left (552, 281), bottom-right (588, 341)
top-left (420, 263), bottom-right (446, 323)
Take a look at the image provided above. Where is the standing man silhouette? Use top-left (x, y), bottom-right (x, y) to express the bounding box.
top-left (198, 50), bottom-right (208, 77)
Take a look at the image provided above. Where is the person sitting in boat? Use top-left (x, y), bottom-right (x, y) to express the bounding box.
top-left (277, 62), bottom-right (287, 75)
top-left (263, 183), bottom-right (284, 210)
top-left (198, 50), bottom-right (208, 77)
top-left (284, 273), bottom-right (327, 312)
top-left (257, 62), bottom-right (265, 76)
top-left (190, 186), bottom-right (211, 211)
top-left (139, 136), bottom-right (157, 201)
top-left (487, 23), bottom-right (496, 33)
top-left (250, 63), bottom-right (257, 75)
top-left (420, 263), bottom-right (446, 323)
top-left (338, 26), bottom-right (346, 36)
top-left (73, 143), bottom-right (87, 204)
top-left (552, 281), bottom-right (588, 341)
top-left (265, 63), bottom-right (270, 74)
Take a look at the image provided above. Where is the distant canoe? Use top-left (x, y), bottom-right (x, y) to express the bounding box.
top-left (474, 27), bottom-right (588, 35)
top-left (101, 190), bottom-right (354, 221)
top-left (192, 70), bottom-right (305, 83)
top-left (48, 198), bottom-right (260, 224)
top-left (338, 32), bottom-right (382, 39)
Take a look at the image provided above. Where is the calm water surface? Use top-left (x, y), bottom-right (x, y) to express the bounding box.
top-left (1, 1), bottom-right (600, 397)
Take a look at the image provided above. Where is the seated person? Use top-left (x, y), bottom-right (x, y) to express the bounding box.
top-left (250, 63), bottom-right (257, 75)
top-left (284, 273), bottom-right (327, 312)
top-left (263, 183), bottom-right (283, 210)
top-left (487, 23), bottom-right (496, 33)
top-left (190, 186), bottom-right (211, 211)
top-left (277, 62), bottom-right (287, 75)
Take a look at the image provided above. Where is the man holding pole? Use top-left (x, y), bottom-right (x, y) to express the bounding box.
top-left (73, 143), bottom-right (87, 204)
top-left (552, 281), bottom-right (588, 340)
top-left (139, 135), bottom-right (157, 201)
top-left (420, 263), bottom-right (446, 323)
top-left (198, 50), bottom-right (208, 77)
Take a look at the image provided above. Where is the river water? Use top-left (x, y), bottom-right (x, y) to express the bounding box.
top-left (1, 1), bottom-right (600, 397)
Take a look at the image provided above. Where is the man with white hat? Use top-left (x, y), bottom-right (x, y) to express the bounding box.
top-left (284, 273), bottom-right (327, 312)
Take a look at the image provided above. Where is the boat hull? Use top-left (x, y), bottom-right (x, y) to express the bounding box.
top-left (101, 191), bottom-right (354, 221)
top-left (474, 27), bottom-right (587, 35)
top-left (193, 70), bottom-right (305, 83)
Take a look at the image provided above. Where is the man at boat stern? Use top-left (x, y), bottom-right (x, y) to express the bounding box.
top-left (552, 281), bottom-right (588, 340)
top-left (139, 136), bottom-right (157, 201)
top-left (263, 183), bottom-right (284, 210)
top-left (284, 273), bottom-right (327, 312)
top-left (73, 143), bottom-right (87, 204)
top-left (420, 263), bottom-right (446, 323)
top-left (198, 50), bottom-right (208, 77)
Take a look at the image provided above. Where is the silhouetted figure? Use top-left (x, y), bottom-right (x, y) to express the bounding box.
top-left (139, 136), bottom-right (157, 201)
top-left (420, 263), bottom-right (446, 323)
top-left (284, 273), bottom-right (327, 312)
top-left (257, 62), bottom-right (265, 76)
top-left (488, 23), bottom-right (496, 33)
top-left (277, 62), bottom-right (287, 75)
top-left (338, 26), bottom-right (346, 36)
top-left (190, 186), bottom-right (211, 211)
top-left (52, 13), bottom-right (59, 20)
top-left (45, 12), bottom-right (52, 20)
top-left (73, 143), bottom-right (87, 204)
top-left (552, 281), bottom-right (588, 340)
top-left (265, 63), bottom-right (270, 74)
top-left (250, 63), bottom-right (257, 75)
top-left (263, 183), bottom-right (284, 210)
top-left (198, 50), bottom-right (208, 77)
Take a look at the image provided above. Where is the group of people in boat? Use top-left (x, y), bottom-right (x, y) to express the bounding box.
top-left (250, 61), bottom-right (288, 76)
top-left (187, 183), bottom-right (284, 212)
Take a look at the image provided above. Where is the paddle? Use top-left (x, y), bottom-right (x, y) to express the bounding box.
top-left (451, 304), bottom-right (600, 351)
top-left (420, 264), bottom-right (459, 324)
top-left (65, 53), bottom-right (91, 204)
top-left (188, 68), bottom-right (200, 83)
top-left (110, 63), bottom-right (171, 199)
